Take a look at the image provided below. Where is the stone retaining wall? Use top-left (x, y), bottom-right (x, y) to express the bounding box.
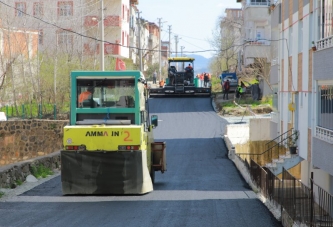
top-left (0, 152), bottom-right (61, 188)
top-left (0, 120), bottom-right (67, 188)
top-left (0, 120), bottom-right (68, 166)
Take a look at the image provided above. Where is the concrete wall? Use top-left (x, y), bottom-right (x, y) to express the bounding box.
top-left (270, 64), bottom-right (279, 85)
top-left (226, 118), bottom-right (282, 166)
top-left (225, 118), bottom-right (270, 145)
top-left (0, 120), bottom-right (68, 166)
top-left (313, 47), bottom-right (333, 80)
top-left (312, 137), bottom-right (333, 176)
top-left (249, 118), bottom-right (270, 141)
top-left (271, 4), bottom-right (281, 28)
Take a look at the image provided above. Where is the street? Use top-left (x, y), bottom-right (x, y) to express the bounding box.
top-left (0, 97), bottom-right (282, 227)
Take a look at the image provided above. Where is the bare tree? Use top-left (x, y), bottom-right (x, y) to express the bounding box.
top-left (0, 57), bottom-right (16, 90)
top-left (238, 57), bottom-right (273, 92)
top-left (209, 15), bottom-right (242, 76)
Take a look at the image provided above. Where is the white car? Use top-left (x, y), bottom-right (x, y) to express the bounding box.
top-left (0, 112), bottom-right (7, 121)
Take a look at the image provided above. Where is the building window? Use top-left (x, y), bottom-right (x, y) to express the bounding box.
top-left (58, 1), bottom-right (73, 17)
top-left (122, 5), bottom-right (125, 20)
top-left (33, 2), bottom-right (43, 16)
top-left (318, 85), bottom-right (333, 130)
top-left (15, 2), bottom-right (26, 17)
top-left (249, 0), bottom-right (268, 6)
top-left (39, 30), bottom-right (43, 45)
top-left (256, 26), bottom-right (265, 41)
top-left (321, 1), bottom-right (333, 38)
top-left (57, 30), bottom-right (73, 46)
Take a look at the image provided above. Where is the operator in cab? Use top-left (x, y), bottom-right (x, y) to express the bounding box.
top-left (185, 64), bottom-right (193, 71)
top-left (78, 86), bottom-right (98, 107)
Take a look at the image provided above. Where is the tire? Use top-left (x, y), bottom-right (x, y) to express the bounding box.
top-left (150, 166), bottom-right (155, 184)
top-left (150, 152), bottom-right (155, 184)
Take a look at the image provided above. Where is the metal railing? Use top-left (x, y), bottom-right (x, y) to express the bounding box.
top-left (316, 126), bottom-right (333, 144)
top-left (246, 0), bottom-right (270, 6)
top-left (0, 104), bottom-right (62, 120)
top-left (237, 128), bottom-right (295, 166)
top-left (282, 168), bottom-right (313, 225)
top-left (245, 158), bottom-right (333, 226)
top-left (314, 179), bottom-right (333, 227)
top-left (249, 159), bottom-right (282, 208)
top-left (317, 37), bottom-right (333, 51)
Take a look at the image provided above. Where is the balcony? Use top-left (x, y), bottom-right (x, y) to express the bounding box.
top-left (245, 0), bottom-right (270, 6)
top-left (316, 126), bottom-right (333, 144)
top-left (317, 36), bottom-right (333, 51)
top-left (83, 42), bottom-right (120, 56)
top-left (84, 16), bottom-right (121, 27)
top-left (243, 40), bottom-right (271, 65)
top-left (105, 42), bottom-right (120, 55)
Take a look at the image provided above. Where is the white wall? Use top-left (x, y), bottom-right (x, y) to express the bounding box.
top-left (249, 118), bottom-right (271, 141)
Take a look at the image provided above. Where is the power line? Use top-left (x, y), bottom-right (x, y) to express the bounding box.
top-left (170, 32), bottom-right (207, 41)
top-left (0, 0), bottom-right (277, 56)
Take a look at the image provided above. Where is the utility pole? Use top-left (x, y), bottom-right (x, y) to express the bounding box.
top-left (168, 25), bottom-right (172, 58)
top-left (180, 46), bottom-right (185, 57)
top-left (137, 11), bottom-right (143, 71)
top-left (100, 0), bottom-right (105, 71)
top-left (158, 18), bottom-right (162, 81)
top-left (80, 0), bottom-right (83, 68)
top-left (174, 35), bottom-right (179, 57)
top-left (180, 46), bottom-right (185, 69)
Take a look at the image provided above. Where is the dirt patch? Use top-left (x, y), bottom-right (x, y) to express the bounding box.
top-left (213, 92), bottom-right (273, 117)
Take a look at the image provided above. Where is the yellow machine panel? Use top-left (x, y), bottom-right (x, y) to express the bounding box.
top-left (63, 125), bottom-right (142, 151)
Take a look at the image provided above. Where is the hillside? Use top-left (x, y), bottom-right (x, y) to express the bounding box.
top-left (188, 54), bottom-right (211, 74)
top-left (171, 54), bottom-right (212, 74)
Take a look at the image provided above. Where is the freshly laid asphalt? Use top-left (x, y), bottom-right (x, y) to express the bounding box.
top-left (0, 97), bottom-right (282, 227)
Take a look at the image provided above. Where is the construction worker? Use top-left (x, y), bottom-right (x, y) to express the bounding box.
top-left (152, 70), bottom-right (157, 84)
top-left (185, 64), bottom-right (193, 71)
top-left (223, 79), bottom-right (230, 100)
top-left (236, 84), bottom-right (244, 99)
top-left (78, 87), bottom-right (97, 107)
top-left (199, 73), bottom-right (204, 87)
top-left (204, 73), bottom-right (209, 87)
top-left (159, 78), bottom-right (165, 88)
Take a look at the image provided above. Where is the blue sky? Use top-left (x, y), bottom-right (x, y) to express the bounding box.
top-left (137, 1), bottom-right (241, 59)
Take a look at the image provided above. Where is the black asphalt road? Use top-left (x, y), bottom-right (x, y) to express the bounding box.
top-left (0, 97), bottom-right (282, 227)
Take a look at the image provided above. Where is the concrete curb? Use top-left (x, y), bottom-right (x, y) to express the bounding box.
top-left (211, 95), bottom-right (219, 113)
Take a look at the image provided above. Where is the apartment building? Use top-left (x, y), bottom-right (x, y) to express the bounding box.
top-left (247, 0), bottom-right (333, 196)
top-left (236, 0), bottom-right (272, 98)
top-left (0, 0), bottom-right (138, 65)
top-left (0, 20), bottom-right (38, 106)
top-left (311, 0), bottom-right (333, 195)
top-left (147, 22), bottom-right (160, 66)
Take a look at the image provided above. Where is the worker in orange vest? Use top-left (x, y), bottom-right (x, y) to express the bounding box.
top-left (159, 78), bottom-right (165, 88)
top-left (78, 87), bottom-right (98, 107)
top-left (199, 73), bottom-right (204, 87)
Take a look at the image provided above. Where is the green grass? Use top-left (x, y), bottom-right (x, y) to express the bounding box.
top-left (0, 101), bottom-right (70, 119)
top-left (30, 165), bottom-right (54, 179)
top-left (15, 180), bottom-right (23, 186)
top-left (221, 95), bottom-right (273, 108)
top-left (0, 191), bottom-right (4, 198)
